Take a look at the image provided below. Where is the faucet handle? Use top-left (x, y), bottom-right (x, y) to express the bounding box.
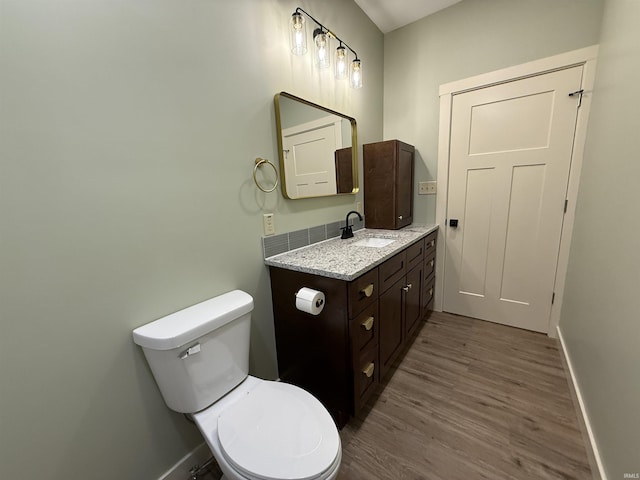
top-left (340, 225), bottom-right (354, 239)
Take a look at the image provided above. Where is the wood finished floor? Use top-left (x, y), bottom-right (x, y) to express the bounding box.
top-left (337, 311), bottom-right (593, 480)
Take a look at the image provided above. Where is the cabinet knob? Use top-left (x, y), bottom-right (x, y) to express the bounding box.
top-left (362, 362), bottom-right (375, 378)
top-left (402, 283), bottom-right (412, 292)
top-left (361, 316), bottom-right (375, 331)
top-left (360, 284), bottom-right (374, 297)
top-left (430, 260), bottom-right (435, 268)
top-left (398, 215), bottom-right (403, 220)
top-left (429, 287), bottom-right (433, 296)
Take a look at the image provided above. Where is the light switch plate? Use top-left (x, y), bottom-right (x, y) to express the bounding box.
top-left (419, 181), bottom-right (437, 195)
top-left (263, 213), bottom-right (275, 236)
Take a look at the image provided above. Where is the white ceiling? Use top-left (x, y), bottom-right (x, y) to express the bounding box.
top-left (354, 0), bottom-right (463, 33)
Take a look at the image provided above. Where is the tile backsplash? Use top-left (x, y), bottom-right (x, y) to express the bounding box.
top-left (262, 216), bottom-right (364, 258)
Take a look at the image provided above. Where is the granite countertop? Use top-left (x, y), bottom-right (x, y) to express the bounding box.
top-left (264, 224), bottom-right (438, 281)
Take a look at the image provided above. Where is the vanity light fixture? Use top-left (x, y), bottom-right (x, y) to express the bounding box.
top-left (289, 7), bottom-right (363, 89)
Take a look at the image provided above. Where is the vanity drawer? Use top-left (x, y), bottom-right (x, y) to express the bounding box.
top-left (423, 250), bottom-right (436, 281)
top-left (348, 268), bottom-right (379, 318)
top-left (353, 343), bottom-right (379, 412)
top-left (406, 240), bottom-right (424, 272)
top-left (424, 231), bottom-right (437, 257)
top-left (422, 274), bottom-right (435, 313)
top-left (350, 301), bottom-right (378, 356)
top-left (379, 251), bottom-right (406, 293)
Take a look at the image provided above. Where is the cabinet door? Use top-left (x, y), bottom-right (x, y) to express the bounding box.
top-left (379, 277), bottom-right (404, 380)
top-left (395, 143), bottom-right (414, 228)
top-left (363, 140), bottom-right (414, 230)
top-left (404, 264), bottom-right (423, 338)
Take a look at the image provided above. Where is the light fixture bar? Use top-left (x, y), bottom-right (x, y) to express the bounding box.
top-left (291, 7), bottom-right (362, 88)
top-left (293, 7), bottom-right (360, 62)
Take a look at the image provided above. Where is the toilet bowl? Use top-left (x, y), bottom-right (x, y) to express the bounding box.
top-left (193, 375), bottom-right (341, 480)
top-left (132, 290), bottom-right (341, 480)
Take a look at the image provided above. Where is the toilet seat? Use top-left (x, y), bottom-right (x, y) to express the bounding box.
top-left (217, 381), bottom-right (340, 480)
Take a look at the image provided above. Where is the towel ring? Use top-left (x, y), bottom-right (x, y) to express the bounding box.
top-left (253, 157), bottom-right (278, 193)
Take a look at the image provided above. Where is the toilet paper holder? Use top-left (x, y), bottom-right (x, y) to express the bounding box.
top-left (293, 292), bottom-right (324, 308)
top-left (294, 287), bottom-right (326, 315)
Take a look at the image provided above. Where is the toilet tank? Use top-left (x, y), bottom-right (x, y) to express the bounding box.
top-left (132, 290), bottom-right (253, 413)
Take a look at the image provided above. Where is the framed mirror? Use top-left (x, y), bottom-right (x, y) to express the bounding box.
top-left (274, 92), bottom-right (358, 199)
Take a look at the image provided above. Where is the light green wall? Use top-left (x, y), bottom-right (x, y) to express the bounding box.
top-left (559, 0), bottom-right (640, 477)
top-left (0, 1), bottom-right (382, 478)
top-left (383, 0), bottom-right (604, 224)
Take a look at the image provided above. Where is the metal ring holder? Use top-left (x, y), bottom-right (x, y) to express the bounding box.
top-left (253, 157), bottom-right (278, 193)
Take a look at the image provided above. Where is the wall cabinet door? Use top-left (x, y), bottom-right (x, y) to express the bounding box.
top-left (396, 143), bottom-right (414, 226)
top-left (363, 139), bottom-right (415, 229)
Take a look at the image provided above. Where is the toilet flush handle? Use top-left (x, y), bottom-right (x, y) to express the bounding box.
top-left (179, 343), bottom-right (201, 360)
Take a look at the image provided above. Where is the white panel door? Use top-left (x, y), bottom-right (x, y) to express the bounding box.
top-left (282, 117), bottom-right (341, 197)
top-left (443, 66), bottom-right (583, 332)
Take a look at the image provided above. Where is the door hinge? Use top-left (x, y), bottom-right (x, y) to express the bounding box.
top-left (569, 89), bottom-right (584, 108)
top-left (552, 292), bottom-right (556, 304)
top-left (564, 199), bottom-right (568, 213)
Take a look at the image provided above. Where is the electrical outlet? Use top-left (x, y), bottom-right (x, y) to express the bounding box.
top-left (356, 201), bottom-right (363, 214)
top-left (263, 213), bottom-right (275, 236)
top-left (419, 181), bottom-right (437, 195)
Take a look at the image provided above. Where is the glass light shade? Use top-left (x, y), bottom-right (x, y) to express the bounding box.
top-left (314, 30), bottom-right (330, 69)
top-left (290, 12), bottom-right (307, 55)
top-left (335, 46), bottom-right (347, 80)
top-left (350, 59), bottom-right (363, 89)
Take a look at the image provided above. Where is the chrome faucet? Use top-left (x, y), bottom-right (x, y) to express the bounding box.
top-left (341, 210), bottom-right (363, 239)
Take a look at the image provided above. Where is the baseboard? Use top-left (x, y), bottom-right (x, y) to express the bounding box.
top-left (158, 442), bottom-right (213, 480)
top-left (556, 326), bottom-right (607, 480)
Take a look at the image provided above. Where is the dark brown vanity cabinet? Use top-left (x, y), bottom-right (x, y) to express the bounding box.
top-left (378, 241), bottom-right (424, 380)
top-left (268, 266), bottom-right (379, 428)
top-left (268, 232), bottom-right (437, 428)
top-left (363, 140), bottom-right (415, 230)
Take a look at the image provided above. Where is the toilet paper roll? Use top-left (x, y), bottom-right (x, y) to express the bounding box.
top-left (295, 287), bottom-right (325, 315)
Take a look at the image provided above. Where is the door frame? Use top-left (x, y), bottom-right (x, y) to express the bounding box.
top-left (434, 45), bottom-right (599, 336)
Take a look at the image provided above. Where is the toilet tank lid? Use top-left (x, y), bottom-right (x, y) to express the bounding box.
top-left (132, 290), bottom-right (253, 350)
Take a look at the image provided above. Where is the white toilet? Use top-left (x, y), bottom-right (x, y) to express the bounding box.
top-left (133, 290), bottom-right (341, 480)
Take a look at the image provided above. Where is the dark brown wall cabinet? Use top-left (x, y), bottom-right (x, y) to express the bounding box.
top-left (268, 230), bottom-right (437, 428)
top-left (363, 140), bottom-right (415, 229)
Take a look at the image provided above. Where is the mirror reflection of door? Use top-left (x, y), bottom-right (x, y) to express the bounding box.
top-left (282, 115), bottom-right (342, 197)
top-left (275, 92), bottom-right (358, 199)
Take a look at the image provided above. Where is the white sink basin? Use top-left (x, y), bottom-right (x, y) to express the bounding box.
top-left (351, 237), bottom-right (396, 248)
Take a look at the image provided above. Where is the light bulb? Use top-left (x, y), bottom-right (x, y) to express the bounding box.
top-left (290, 12), bottom-right (307, 55)
top-left (335, 46), bottom-right (347, 80)
top-left (314, 30), bottom-right (330, 69)
top-left (350, 59), bottom-right (362, 89)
